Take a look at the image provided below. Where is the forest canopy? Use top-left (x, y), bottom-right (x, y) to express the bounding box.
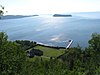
top-left (0, 32), bottom-right (100, 75)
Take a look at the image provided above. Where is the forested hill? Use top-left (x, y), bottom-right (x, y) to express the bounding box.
top-left (0, 32), bottom-right (100, 75)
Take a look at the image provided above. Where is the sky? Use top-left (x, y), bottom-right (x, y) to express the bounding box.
top-left (0, 0), bottom-right (100, 15)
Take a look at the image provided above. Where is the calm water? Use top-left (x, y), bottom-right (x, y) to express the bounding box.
top-left (0, 13), bottom-right (100, 48)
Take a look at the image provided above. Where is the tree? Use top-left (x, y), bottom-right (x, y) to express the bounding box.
top-left (0, 5), bottom-right (4, 19)
top-left (0, 32), bottom-right (8, 46)
top-left (15, 40), bottom-right (37, 50)
top-left (0, 32), bottom-right (26, 75)
top-left (88, 33), bottom-right (100, 52)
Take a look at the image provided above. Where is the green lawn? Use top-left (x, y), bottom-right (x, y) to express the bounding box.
top-left (34, 46), bottom-right (66, 58)
top-left (27, 45), bottom-right (66, 62)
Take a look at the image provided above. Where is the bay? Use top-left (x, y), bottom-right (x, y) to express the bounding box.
top-left (0, 13), bottom-right (100, 48)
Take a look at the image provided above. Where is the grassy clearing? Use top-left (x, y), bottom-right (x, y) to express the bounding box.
top-left (26, 56), bottom-right (50, 62)
top-left (27, 45), bottom-right (66, 62)
top-left (34, 45), bottom-right (66, 58)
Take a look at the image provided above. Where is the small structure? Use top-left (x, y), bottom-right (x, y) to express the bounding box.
top-left (26, 49), bottom-right (43, 58)
top-left (66, 40), bottom-right (73, 49)
top-left (27, 50), bottom-right (34, 58)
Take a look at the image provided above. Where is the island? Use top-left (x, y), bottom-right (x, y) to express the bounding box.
top-left (53, 14), bottom-right (72, 17)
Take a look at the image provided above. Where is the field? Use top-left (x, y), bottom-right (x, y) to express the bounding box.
top-left (35, 46), bottom-right (66, 57)
top-left (27, 45), bottom-right (66, 61)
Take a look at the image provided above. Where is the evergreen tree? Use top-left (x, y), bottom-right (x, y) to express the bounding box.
top-left (0, 32), bottom-right (26, 75)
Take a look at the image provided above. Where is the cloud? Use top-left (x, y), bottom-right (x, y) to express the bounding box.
top-left (2, 0), bottom-right (100, 15)
top-left (25, 0), bottom-right (99, 13)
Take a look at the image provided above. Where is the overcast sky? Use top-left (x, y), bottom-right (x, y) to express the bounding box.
top-left (0, 0), bottom-right (100, 15)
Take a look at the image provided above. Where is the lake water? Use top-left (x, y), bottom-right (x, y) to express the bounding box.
top-left (0, 13), bottom-right (100, 48)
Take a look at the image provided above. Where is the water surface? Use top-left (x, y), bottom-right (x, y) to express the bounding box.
top-left (0, 13), bottom-right (100, 47)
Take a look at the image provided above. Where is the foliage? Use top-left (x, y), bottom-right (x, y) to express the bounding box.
top-left (15, 40), bottom-right (37, 50)
top-left (0, 32), bottom-right (100, 75)
top-left (0, 32), bottom-right (26, 75)
top-left (88, 33), bottom-right (100, 52)
top-left (0, 5), bottom-right (4, 19)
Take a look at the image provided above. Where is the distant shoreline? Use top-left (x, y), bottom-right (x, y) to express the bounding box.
top-left (0, 15), bottom-right (39, 20)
